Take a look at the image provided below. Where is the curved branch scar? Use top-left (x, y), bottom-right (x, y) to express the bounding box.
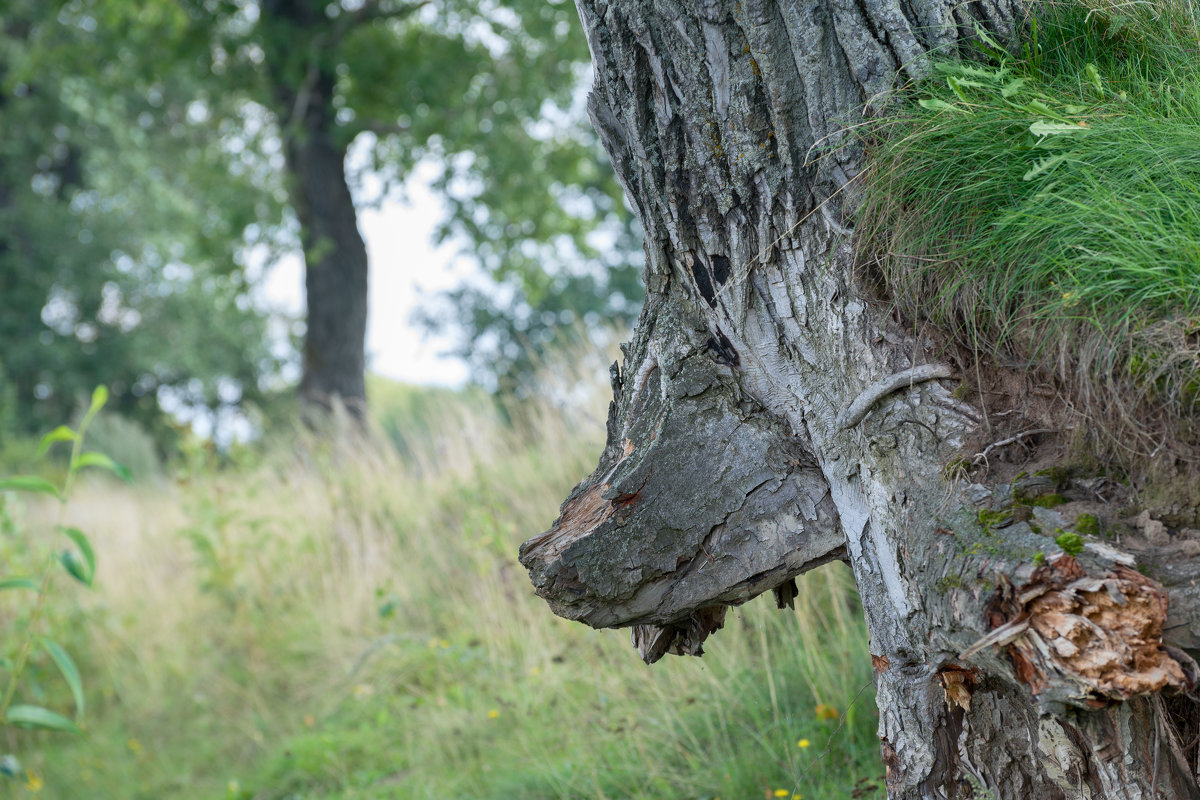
top-left (837, 364), bottom-right (954, 431)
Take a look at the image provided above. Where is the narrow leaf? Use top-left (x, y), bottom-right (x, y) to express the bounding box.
top-left (1085, 62), bottom-right (1104, 94)
top-left (946, 75), bottom-right (971, 102)
top-left (918, 98), bottom-right (960, 112)
top-left (1000, 78), bottom-right (1026, 98)
top-left (59, 528), bottom-right (96, 585)
top-left (0, 476), bottom-right (60, 499)
top-left (0, 578), bottom-right (40, 592)
top-left (950, 75), bottom-right (989, 89)
top-left (89, 386), bottom-right (109, 414)
top-left (38, 638), bottom-right (85, 719)
top-left (1029, 120), bottom-right (1090, 136)
top-left (934, 62), bottom-right (1006, 82)
top-left (73, 452), bottom-right (132, 483)
top-left (58, 551), bottom-right (91, 586)
top-left (3, 704), bottom-right (82, 733)
top-left (973, 23), bottom-right (1006, 54)
top-left (36, 426), bottom-right (77, 458)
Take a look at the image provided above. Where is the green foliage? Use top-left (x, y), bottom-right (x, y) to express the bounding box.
top-left (74, 413), bottom-right (162, 485)
top-left (936, 574), bottom-right (968, 593)
top-left (859, 1), bottom-right (1200, 453)
top-left (1, 0), bottom-right (643, 436)
top-left (1, 386), bottom-right (126, 784)
top-left (1055, 530), bottom-right (1086, 556)
top-left (0, 1), bottom-right (289, 444)
top-left (1074, 512), bottom-right (1101, 537)
top-left (172, 0), bottom-right (642, 396)
top-left (1029, 493), bottom-right (1066, 509)
top-left (977, 507), bottom-right (1012, 530)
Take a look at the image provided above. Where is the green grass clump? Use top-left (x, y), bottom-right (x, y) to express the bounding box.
top-left (858, 0), bottom-right (1200, 456)
top-left (1056, 530), bottom-right (1086, 555)
top-left (1074, 512), bottom-right (1101, 536)
top-left (3, 369), bottom-right (882, 799)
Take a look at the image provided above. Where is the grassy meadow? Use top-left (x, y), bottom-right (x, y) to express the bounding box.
top-left (0, 370), bottom-right (881, 800)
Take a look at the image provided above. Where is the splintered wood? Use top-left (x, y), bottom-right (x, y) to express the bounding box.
top-left (630, 606), bottom-right (728, 664)
top-left (984, 556), bottom-right (1190, 705)
top-left (520, 482), bottom-right (613, 566)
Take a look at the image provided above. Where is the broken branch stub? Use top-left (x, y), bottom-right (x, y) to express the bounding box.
top-left (950, 544), bottom-right (1195, 714)
top-left (969, 553), bottom-right (1193, 709)
top-left (519, 311), bottom-right (844, 653)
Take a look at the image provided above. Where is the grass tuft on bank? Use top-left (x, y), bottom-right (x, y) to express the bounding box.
top-left (857, 0), bottom-right (1200, 459)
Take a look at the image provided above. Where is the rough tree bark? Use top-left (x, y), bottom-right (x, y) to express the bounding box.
top-left (262, 0), bottom-right (370, 420)
top-left (519, 1), bottom-right (1200, 798)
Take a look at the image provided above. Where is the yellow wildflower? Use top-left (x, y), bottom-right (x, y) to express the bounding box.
top-left (774, 790), bottom-right (790, 798)
top-left (24, 771), bottom-right (44, 792)
top-left (439, 639), bottom-right (451, 649)
top-left (797, 738), bottom-right (811, 748)
top-left (487, 709), bottom-right (500, 719)
top-left (127, 738), bottom-right (142, 753)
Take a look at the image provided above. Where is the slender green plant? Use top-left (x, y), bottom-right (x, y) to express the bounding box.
top-left (0, 386), bottom-right (130, 777)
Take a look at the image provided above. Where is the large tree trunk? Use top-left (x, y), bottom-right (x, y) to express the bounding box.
top-left (519, 1), bottom-right (1200, 797)
top-left (262, 1), bottom-right (369, 420)
top-left (288, 117), bottom-right (369, 420)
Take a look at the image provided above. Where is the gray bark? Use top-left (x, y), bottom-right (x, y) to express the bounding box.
top-left (519, 1), bottom-right (1200, 797)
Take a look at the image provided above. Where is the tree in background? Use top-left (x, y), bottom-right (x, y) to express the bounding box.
top-left (0, 1), bottom-right (287, 446)
top-left (183, 0), bottom-right (642, 416)
top-left (1, 0), bottom-right (643, 439)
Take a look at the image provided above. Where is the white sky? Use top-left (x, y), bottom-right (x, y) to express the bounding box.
top-left (260, 151), bottom-right (475, 388)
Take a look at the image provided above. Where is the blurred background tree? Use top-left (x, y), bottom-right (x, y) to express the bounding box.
top-left (0, 0), bottom-right (642, 450)
top-left (0, 0), bottom-right (287, 449)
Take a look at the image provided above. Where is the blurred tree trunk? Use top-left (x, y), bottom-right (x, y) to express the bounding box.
top-left (519, 1), bottom-right (1200, 797)
top-left (262, 0), bottom-right (369, 421)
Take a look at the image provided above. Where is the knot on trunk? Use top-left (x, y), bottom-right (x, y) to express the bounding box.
top-left (519, 318), bottom-right (844, 645)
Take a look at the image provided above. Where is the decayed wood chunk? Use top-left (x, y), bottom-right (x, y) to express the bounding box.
top-left (985, 557), bottom-right (1191, 704)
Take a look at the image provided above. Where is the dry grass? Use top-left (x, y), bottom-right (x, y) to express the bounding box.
top-left (2, 350), bottom-right (880, 799)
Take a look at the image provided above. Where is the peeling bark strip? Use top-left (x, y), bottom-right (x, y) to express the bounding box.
top-left (521, 0), bottom-right (1200, 796)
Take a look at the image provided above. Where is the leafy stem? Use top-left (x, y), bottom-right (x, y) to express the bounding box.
top-left (0, 386), bottom-right (114, 734)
